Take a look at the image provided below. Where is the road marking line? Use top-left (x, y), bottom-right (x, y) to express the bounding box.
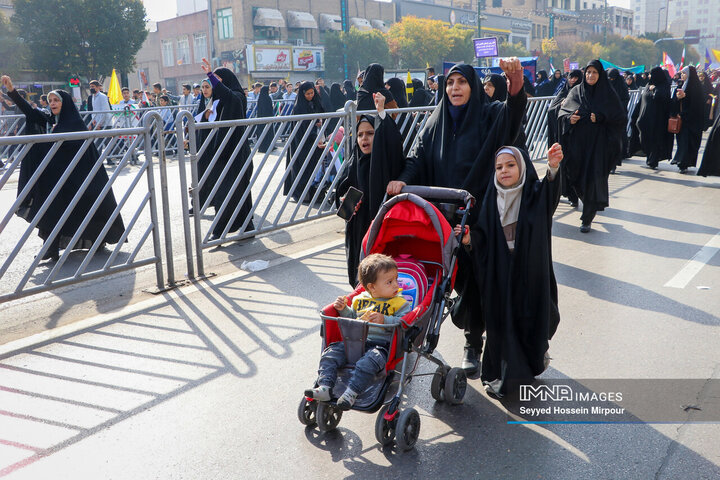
top-left (665, 232), bottom-right (720, 289)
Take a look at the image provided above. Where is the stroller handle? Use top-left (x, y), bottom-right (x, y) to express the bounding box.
top-left (319, 313), bottom-right (398, 329)
top-left (400, 186), bottom-right (475, 207)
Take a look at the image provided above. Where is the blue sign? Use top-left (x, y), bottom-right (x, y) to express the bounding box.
top-left (444, 59), bottom-right (537, 84)
top-left (473, 37), bottom-right (498, 58)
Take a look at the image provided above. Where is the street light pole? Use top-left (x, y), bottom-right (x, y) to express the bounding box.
top-left (477, 0), bottom-right (484, 67)
top-left (657, 7), bottom-right (666, 34)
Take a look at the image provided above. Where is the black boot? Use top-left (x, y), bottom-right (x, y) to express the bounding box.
top-left (461, 346), bottom-right (480, 375)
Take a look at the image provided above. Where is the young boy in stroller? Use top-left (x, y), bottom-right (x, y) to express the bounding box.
top-left (305, 253), bottom-right (411, 409)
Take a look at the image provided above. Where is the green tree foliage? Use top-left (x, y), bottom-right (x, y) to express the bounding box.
top-left (13, 0), bottom-right (147, 80)
top-left (324, 28), bottom-right (391, 81)
top-left (0, 14), bottom-right (23, 76)
top-left (386, 16), bottom-right (474, 70)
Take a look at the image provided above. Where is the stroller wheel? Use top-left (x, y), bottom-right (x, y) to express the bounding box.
top-left (374, 405), bottom-right (396, 447)
top-left (316, 402), bottom-right (342, 432)
top-left (430, 365), bottom-right (450, 402)
top-left (395, 408), bottom-right (421, 451)
top-left (443, 367), bottom-right (467, 405)
top-left (297, 396), bottom-right (318, 427)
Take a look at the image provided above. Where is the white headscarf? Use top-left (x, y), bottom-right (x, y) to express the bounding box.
top-left (494, 146), bottom-right (526, 228)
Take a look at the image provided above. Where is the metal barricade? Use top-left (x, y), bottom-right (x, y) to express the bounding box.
top-left (0, 116), bottom-right (171, 303)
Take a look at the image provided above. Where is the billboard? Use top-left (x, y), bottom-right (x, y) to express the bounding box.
top-left (251, 46), bottom-right (291, 71)
top-left (292, 47), bottom-right (325, 72)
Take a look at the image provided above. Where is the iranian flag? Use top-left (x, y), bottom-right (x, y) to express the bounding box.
top-left (663, 52), bottom-right (677, 77)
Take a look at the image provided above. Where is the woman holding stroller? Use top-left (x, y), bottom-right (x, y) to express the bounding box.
top-left (386, 58), bottom-right (528, 374)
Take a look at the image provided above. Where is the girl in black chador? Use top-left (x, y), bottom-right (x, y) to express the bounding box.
top-left (386, 59), bottom-right (528, 375)
top-left (196, 60), bottom-right (254, 239)
top-left (634, 66), bottom-right (673, 170)
top-left (255, 85), bottom-right (276, 153)
top-left (670, 66), bottom-right (705, 174)
top-left (558, 60), bottom-right (626, 233)
top-left (335, 93), bottom-right (405, 287)
top-left (2, 75), bottom-right (125, 261)
top-left (456, 143), bottom-right (564, 397)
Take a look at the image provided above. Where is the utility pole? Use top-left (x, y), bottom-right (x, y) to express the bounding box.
top-left (341, 0), bottom-right (349, 79)
top-left (207, 0), bottom-right (215, 66)
top-left (477, 0), bottom-right (484, 67)
top-left (603, 0), bottom-right (608, 46)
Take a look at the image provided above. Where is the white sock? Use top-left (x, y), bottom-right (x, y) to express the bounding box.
top-left (337, 388), bottom-right (358, 408)
top-left (307, 385), bottom-right (331, 401)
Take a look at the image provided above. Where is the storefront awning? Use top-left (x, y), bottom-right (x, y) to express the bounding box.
top-left (350, 17), bottom-right (372, 31)
top-left (371, 19), bottom-right (389, 33)
top-left (253, 8), bottom-right (285, 28)
top-left (319, 13), bottom-right (342, 31)
top-left (287, 11), bottom-right (318, 29)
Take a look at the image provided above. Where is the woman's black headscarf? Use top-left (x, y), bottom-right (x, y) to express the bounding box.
top-left (293, 81), bottom-right (324, 115)
top-left (51, 90), bottom-right (88, 133)
top-left (330, 83), bottom-right (346, 111)
top-left (607, 68), bottom-right (630, 109)
top-left (343, 80), bottom-right (357, 101)
top-left (535, 70), bottom-right (554, 96)
top-left (386, 77), bottom-right (408, 108)
top-left (483, 74), bottom-right (508, 102)
top-left (409, 78), bottom-right (432, 107)
top-left (624, 73), bottom-right (637, 90)
top-left (549, 70), bottom-right (563, 94)
top-left (256, 85), bottom-right (274, 118)
top-left (357, 63), bottom-right (395, 111)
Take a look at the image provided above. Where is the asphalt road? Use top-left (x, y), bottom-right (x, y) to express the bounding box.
top-left (0, 156), bottom-right (719, 479)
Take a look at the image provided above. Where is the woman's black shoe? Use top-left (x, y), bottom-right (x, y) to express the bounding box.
top-left (41, 249), bottom-right (60, 261)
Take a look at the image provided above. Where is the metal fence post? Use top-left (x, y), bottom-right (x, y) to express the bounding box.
top-left (176, 110), bottom-right (196, 280)
top-left (142, 114), bottom-right (166, 290)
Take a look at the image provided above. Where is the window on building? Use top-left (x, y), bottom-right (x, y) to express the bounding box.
top-left (287, 28), bottom-right (311, 45)
top-left (161, 39), bottom-right (174, 67)
top-left (193, 33), bottom-right (207, 63)
top-left (542, 25), bottom-right (547, 37)
top-left (584, 2), bottom-right (587, 9)
top-left (217, 8), bottom-right (233, 39)
top-left (177, 36), bottom-right (190, 65)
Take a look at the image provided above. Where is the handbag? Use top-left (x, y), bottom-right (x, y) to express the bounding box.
top-left (668, 101), bottom-right (682, 134)
top-left (668, 115), bottom-right (682, 134)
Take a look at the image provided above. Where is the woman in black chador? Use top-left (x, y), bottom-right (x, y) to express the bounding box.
top-left (547, 69), bottom-right (583, 206)
top-left (408, 78), bottom-right (433, 107)
top-left (256, 85), bottom-right (276, 153)
top-left (670, 66), bottom-right (705, 174)
top-left (197, 61), bottom-right (254, 238)
top-left (285, 81), bottom-right (325, 202)
top-left (357, 64), bottom-right (397, 111)
top-left (607, 68), bottom-right (630, 171)
top-left (387, 59), bottom-right (528, 374)
top-left (635, 66), bottom-right (673, 170)
top-left (697, 82), bottom-right (720, 177)
top-left (1, 75), bottom-right (125, 261)
top-left (336, 93), bottom-right (405, 287)
top-left (558, 60), bottom-right (625, 233)
top-left (343, 79), bottom-right (357, 102)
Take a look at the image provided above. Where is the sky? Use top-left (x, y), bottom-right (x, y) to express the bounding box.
top-left (142, 0), bottom-right (631, 23)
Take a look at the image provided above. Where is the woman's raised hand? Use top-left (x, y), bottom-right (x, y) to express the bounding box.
top-left (374, 92), bottom-right (386, 113)
top-left (1, 75), bottom-right (13, 91)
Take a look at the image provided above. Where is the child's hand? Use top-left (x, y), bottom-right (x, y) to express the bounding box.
top-left (454, 224), bottom-right (470, 245)
top-left (365, 311), bottom-right (384, 324)
top-left (333, 296), bottom-right (347, 313)
top-left (547, 143), bottom-right (563, 168)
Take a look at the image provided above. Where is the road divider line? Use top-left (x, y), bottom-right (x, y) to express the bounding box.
top-left (664, 232), bottom-right (720, 289)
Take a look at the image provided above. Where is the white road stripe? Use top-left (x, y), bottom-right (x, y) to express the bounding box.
top-left (664, 232), bottom-right (720, 289)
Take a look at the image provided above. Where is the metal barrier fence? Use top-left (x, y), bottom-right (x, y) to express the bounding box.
top-left (0, 91), bottom-right (651, 303)
top-left (0, 113), bottom-right (170, 303)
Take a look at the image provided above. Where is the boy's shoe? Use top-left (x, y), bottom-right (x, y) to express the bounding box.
top-left (305, 385), bottom-right (331, 402)
top-left (580, 223), bottom-right (591, 233)
top-left (336, 388), bottom-right (358, 410)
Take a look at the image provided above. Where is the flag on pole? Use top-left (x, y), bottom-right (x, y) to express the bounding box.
top-left (663, 52), bottom-right (676, 77)
top-left (406, 71), bottom-right (414, 103)
top-left (108, 69), bottom-right (122, 105)
top-left (705, 48), bottom-right (713, 70)
top-left (549, 63), bottom-right (556, 75)
top-left (679, 46), bottom-right (685, 70)
top-left (711, 48), bottom-right (720, 63)
top-left (631, 60), bottom-right (635, 66)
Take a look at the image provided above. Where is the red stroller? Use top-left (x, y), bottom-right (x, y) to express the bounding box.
top-left (298, 186), bottom-right (475, 451)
